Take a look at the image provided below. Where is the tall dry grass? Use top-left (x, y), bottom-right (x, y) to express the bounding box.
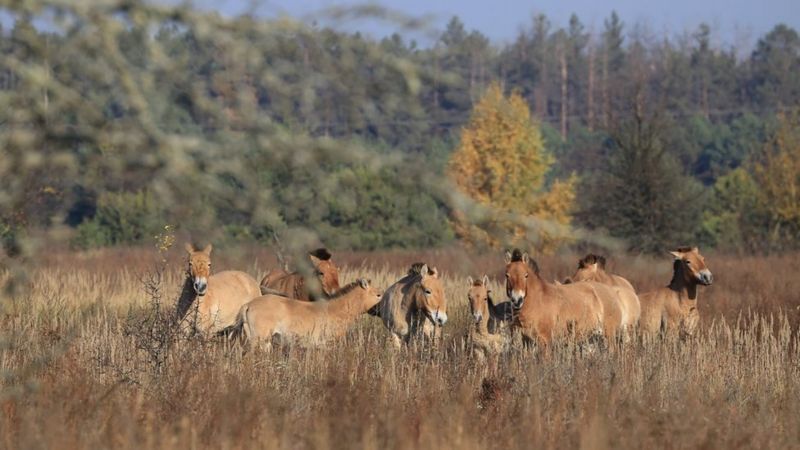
top-left (2, 247), bottom-right (800, 449)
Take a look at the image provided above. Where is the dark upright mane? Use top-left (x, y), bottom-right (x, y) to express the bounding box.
top-left (509, 248), bottom-right (540, 275)
top-left (327, 280), bottom-right (364, 299)
top-left (407, 262), bottom-right (433, 276)
top-left (472, 278), bottom-right (484, 287)
top-left (579, 254), bottom-right (607, 269)
top-left (310, 248), bottom-right (333, 261)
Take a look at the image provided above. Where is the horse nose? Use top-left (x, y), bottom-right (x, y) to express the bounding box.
top-left (700, 270), bottom-right (713, 285)
top-left (473, 312), bottom-right (482, 323)
top-left (436, 312), bottom-right (448, 326)
top-left (194, 280), bottom-right (208, 295)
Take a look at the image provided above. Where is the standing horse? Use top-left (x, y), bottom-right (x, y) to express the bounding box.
top-left (260, 248), bottom-right (340, 301)
top-left (374, 263), bottom-right (448, 348)
top-left (234, 278), bottom-right (382, 350)
top-left (504, 249), bottom-right (622, 348)
top-left (467, 275), bottom-right (513, 361)
top-left (639, 247), bottom-right (713, 338)
top-left (176, 243), bottom-right (262, 334)
top-left (568, 254), bottom-right (641, 336)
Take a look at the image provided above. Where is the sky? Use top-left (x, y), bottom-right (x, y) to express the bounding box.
top-left (192, 0), bottom-right (800, 48)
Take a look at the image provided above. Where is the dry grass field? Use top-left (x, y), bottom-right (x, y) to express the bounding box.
top-left (2, 245), bottom-right (800, 449)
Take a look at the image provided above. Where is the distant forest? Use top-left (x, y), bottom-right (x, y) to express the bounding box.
top-left (1, 5), bottom-right (799, 254)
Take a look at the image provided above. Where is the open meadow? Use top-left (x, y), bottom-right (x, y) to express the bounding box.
top-left (1, 246), bottom-right (799, 449)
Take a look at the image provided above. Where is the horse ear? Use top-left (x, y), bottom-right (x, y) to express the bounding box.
top-left (419, 264), bottom-right (429, 277)
top-left (467, 276), bottom-right (474, 286)
top-left (430, 267), bottom-right (439, 278)
top-left (669, 250), bottom-right (683, 260)
top-left (522, 252), bottom-right (530, 264)
top-left (202, 244), bottom-right (212, 255)
top-left (563, 277), bottom-right (573, 285)
top-left (309, 253), bottom-right (321, 265)
top-left (359, 278), bottom-right (369, 289)
top-left (691, 246), bottom-right (699, 253)
top-left (482, 274), bottom-right (489, 286)
top-left (504, 250), bottom-right (512, 264)
top-left (184, 242), bottom-right (195, 254)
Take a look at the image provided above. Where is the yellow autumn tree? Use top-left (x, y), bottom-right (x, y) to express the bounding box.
top-left (448, 83), bottom-right (575, 250)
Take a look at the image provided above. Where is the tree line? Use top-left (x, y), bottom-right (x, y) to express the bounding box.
top-left (0, 3), bottom-right (798, 255)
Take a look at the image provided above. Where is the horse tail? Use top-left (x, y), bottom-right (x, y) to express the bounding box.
top-left (218, 305), bottom-right (248, 344)
top-left (240, 304), bottom-right (253, 342)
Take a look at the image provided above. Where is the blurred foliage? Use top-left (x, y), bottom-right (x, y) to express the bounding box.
top-left (72, 190), bottom-right (165, 249)
top-left (448, 83), bottom-right (574, 250)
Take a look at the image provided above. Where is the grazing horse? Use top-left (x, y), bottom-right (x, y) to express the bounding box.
top-left (234, 278), bottom-right (382, 350)
top-left (467, 275), bottom-right (513, 361)
top-left (260, 248), bottom-right (340, 301)
top-left (504, 249), bottom-right (622, 348)
top-left (374, 263), bottom-right (448, 348)
top-left (176, 243), bottom-right (261, 334)
top-left (639, 247), bottom-right (713, 338)
top-left (568, 254), bottom-right (641, 335)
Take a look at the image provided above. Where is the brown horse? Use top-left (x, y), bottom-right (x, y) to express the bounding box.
top-left (639, 247), bottom-right (713, 338)
top-left (260, 248), bottom-right (340, 301)
top-left (176, 243), bottom-right (261, 334)
top-left (467, 275), bottom-right (512, 360)
top-left (505, 249), bottom-right (622, 348)
top-left (374, 263), bottom-right (448, 348)
top-left (235, 278), bottom-right (382, 350)
top-left (568, 254), bottom-right (641, 335)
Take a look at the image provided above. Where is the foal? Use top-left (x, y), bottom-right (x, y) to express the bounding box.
top-left (639, 247), bottom-right (713, 339)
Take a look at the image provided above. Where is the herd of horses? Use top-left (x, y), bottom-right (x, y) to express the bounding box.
top-left (177, 243), bottom-right (714, 356)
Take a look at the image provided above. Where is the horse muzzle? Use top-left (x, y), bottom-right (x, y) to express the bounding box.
top-left (431, 311), bottom-right (448, 326)
top-left (509, 291), bottom-right (525, 309)
top-left (472, 312), bottom-right (483, 324)
top-left (193, 278), bottom-right (208, 296)
top-left (698, 270), bottom-right (713, 286)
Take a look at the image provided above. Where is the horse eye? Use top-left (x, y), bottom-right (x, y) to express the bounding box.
top-left (524, 273), bottom-right (529, 278)
top-left (685, 260), bottom-right (691, 265)
top-left (505, 273), bottom-right (509, 278)
top-left (424, 289), bottom-right (432, 295)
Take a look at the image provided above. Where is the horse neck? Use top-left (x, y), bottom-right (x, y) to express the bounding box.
top-left (525, 271), bottom-right (547, 304)
top-left (326, 289), bottom-right (368, 321)
top-left (400, 276), bottom-right (423, 313)
top-left (668, 263), bottom-right (699, 301)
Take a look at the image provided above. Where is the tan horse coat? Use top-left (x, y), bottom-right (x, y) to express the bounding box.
top-left (467, 275), bottom-right (511, 361)
top-left (569, 254), bottom-right (641, 333)
top-left (639, 247), bottom-right (713, 338)
top-left (260, 248), bottom-right (340, 301)
top-left (505, 250), bottom-right (622, 347)
top-left (236, 279), bottom-right (381, 349)
top-left (374, 263), bottom-right (448, 348)
top-left (178, 243), bottom-right (261, 334)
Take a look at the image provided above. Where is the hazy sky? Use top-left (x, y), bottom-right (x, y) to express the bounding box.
top-left (193, 0), bottom-right (799, 48)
